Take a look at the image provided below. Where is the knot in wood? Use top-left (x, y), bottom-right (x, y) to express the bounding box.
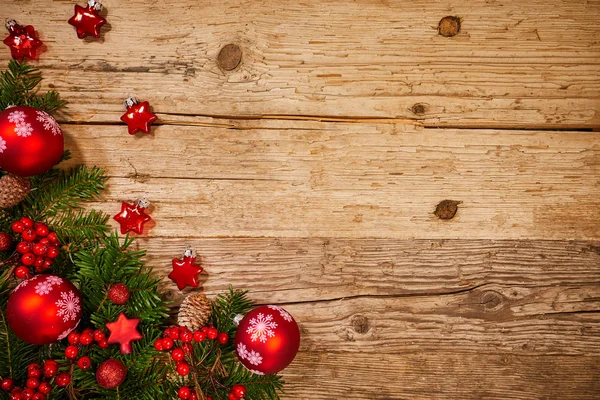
top-left (351, 315), bottom-right (370, 334)
top-left (479, 290), bottom-right (505, 312)
top-left (411, 103), bottom-right (428, 115)
top-left (217, 44), bottom-right (242, 71)
top-left (434, 200), bottom-right (461, 220)
top-left (438, 16), bottom-right (461, 37)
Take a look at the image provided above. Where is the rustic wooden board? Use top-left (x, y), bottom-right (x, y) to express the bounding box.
top-left (60, 122), bottom-right (600, 239)
top-left (2, 0), bottom-right (600, 128)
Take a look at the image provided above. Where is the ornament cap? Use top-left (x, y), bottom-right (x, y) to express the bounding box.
top-left (124, 97), bottom-right (138, 109)
top-left (135, 198), bottom-right (149, 209)
top-left (5, 20), bottom-right (17, 31)
top-left (183, 248), bottom-right (195, 258)
top-left (88, 0), bottom-right (103, 11)
top-left (233, 313), bottom-right (244, 327)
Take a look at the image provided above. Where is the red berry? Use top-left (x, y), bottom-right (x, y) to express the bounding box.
top-left (217, 332), bottom-right (229, 345)
top-left (34, 223), bottom-right (49, 237)
top-left (20, 217), bottom-right (33, 229)
top-left (16, 241), bottom-right (31, 254)
top-left (67, 331), bottom-right (80, 345)
top-left (12, 221), bottom-right (25, 233)
top-left (232, 384), bottom-right (246, 398)
top-left (43, 360), bottom-right (58, 378)
top-left (21, 388), bottom-right (34, 399)
top-left (27, 363), bottom-right (41, 378)
top-left (47, 232), bottom-right (59, 245)
top-left (178, 386), bottom-right (191, 399)
top-left (154, 339), bottom-right (165, 351)
top-left (1, 378), bottom-right (14, 391)
top-left (14, 266), bottom-right (31, 280)
top-left (190, 394), bottom-right (198, 400)
top-left (21, 253), bottom-right (35, 266)
top-left (65, 345), bottom-right (78, 359)
top-left (42, 259), bottom-right (52, 270)
top-left (82, 328), bottom-right (93, 336)
top-left (21, 229), bottom-right (36, 242)
top-left (37, 382), bottom-right (51, 394)
top-left (180, 330), bottom-right (193, 343)
top-left (32, 243), bottom-right (47, 256)
top-left (9, 387), bottom-right (22, 400)
top-left (193, 331), bottom-right (205, 343)
top-left (181, 343), bottom-right (193, 354)
top-left (168, 328), bottom-right (180, 340)
top-left (207, 327), bottom-right (218, 340)
top-left (32, 393), bottom-right (46, 400)
top-left (171, 348), bottom-right (185, 361)
top-left (93, 330), bottom-right (106, 342)
top-left (77, 356), bottom-right (91, 370)
top-left (228, 393), bottom-right (238, 400)
top-left (33, 256), bottom-right (45, 267)
top-left (176, 362), bottom-right (190, 376)
top-left (201, 326), bottom-right (209, 334)
top-left (162, 337), bottom-right (174, 350)
top-left (25, 378), bottom-right (39, 389)
top-left (97, 339), bottom-right (109, 349)
top-left (46, 246), bottom-right (59, 259)
top-left (55, 372), bottom-right (70, 387)
top-left (79, 332), bottom-right (93, 345)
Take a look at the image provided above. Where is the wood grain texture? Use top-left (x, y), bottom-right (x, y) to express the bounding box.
top-left (59, 122), bottom-right (600, 239)
top-left (1, 0), bottom-right (600, 128)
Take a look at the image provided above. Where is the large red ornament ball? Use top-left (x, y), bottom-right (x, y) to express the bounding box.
top-left (234, 305), bottom-right (300, 375)
top-left (6, 274), bottom-right (82, 344)
top-left (96, 359), bottom-right (127, 389)
top-left (0, 106), bottom-right (64, 177)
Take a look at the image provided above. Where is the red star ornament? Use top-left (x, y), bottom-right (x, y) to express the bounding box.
top-left (120, 97), bottom-right (158, 135)
top-left (168, 249), bottom-right (204, 290)
top-left (106, 313), bottom-right (143, 354)
top-left (3, 20), bottom-right (43, 60)
top-left (113, 199), bottom-right (152, 235)
top-left (68, 0), bottom-right (106, 39)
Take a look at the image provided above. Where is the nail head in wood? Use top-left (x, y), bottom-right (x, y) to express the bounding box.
top-left (217, 44), bottom-right (242, 71)
top-left (435, 200), bottom-right (462, 220)
top-left (438, 16), bottom-right (461, 37)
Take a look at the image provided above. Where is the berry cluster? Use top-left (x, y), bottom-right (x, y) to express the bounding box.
top-left (154, 325), bottom-right (234, 400)
top-left (65, 328), bottom-right (108, 371)
top-left (0, 360), bottom-right (70, 400)
top-left (11, 217), bottom-right (60, 280)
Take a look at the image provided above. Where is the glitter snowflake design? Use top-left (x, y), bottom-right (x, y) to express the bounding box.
top-left (36, 111), bottom-right (62, 136)
top-left (7, 110), bottom-right (26, 124)
top-left (248, 368), bottom-right (265, 375)
top-left (45, 276), bottom-right (64, 286)
top-left (35, 281), bottom-right (53, 296)
top-left (15, 122), bottom-right (33, 137)
top-left (246, 350), bottom-right (263, 366)
top-left (56, 291), bottom-right (80, 322)
top-left (13, 279), bottom-right (29, 293)
top-left (246, 312), bottom-right (277, 343)
top-left (267, 305), bottom-right (293, 322)
top-left (0, 137), bottom-right (6, 153)
top-left (237, 342), bottom-right (249, 359)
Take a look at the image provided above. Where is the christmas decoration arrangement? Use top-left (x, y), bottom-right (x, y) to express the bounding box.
top-left (0, 13), bottom-right (300, 397)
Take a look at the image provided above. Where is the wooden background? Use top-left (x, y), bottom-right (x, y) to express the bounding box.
top-left (2, 0), bottom-right (600, 398)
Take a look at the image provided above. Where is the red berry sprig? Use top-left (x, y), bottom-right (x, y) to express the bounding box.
top-left (1, 359), bottom-right (69, 400)
top-left (11, 217), bottom-right (60, 279)
top-left (63, 328), bottom-right (108, 371)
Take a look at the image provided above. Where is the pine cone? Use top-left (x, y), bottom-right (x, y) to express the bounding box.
top-left (178, 292), bottom-right (212, 331)
top-left (0, 174), bottom-right (31, 208)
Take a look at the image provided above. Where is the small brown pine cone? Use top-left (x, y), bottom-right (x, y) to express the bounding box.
top-left (0, 174), bottom-right (31, 208)
top-left (178, 292), bottom-right (212, 331)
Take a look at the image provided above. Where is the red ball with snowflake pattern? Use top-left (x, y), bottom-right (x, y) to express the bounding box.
top-left (234, 305), bottom-right (300, 375)
top-left (6, 274), bottom-right (82, 344)
top-left (0, 106), bottom-right (64, 177)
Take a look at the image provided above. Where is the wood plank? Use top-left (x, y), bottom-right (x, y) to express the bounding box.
top-left (283, 352), bottom-right (600, 399)
top-left (59, 122), bottom-right (600, 239)
top-left (134, 238), bottom-right (600, 305)
top-left (2, 0), bottom-right (600, 128)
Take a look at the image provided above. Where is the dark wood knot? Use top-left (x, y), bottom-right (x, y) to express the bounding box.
top-left (434, 200), bottom-right (462, 220)
top-left (479, 290), bottom-right (505, 312)
top-left (351, 315), bottom-right (370, 334)
top-left (217, 44), bottom-right (242, 71)
top-left (411, 103), bottom-right (428, 116)
top-left (438, 16), bottom-right (461, 37)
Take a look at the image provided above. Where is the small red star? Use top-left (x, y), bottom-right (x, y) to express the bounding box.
top-left (68, 2), bottom-right (106, 39)
top-left (3, 20), bottom-right (43, 60)
top-left (113, 199), bottom-right (152, 235)
top-left (168, 250), bottom-right (204, 290)
top-left (106, 313), bottom-right (143, 354)
top-left (120, 98), bottom-right (158, 135)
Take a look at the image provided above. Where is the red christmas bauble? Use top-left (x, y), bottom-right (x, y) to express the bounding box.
top-left (96, 359), bottom-right (127, 389)
top-left (0, 106), bottom-right (64, 177)
top-left (6, 274), bottom-right (82, 344)
top-left (234, 305), bottom-right (300, 375)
